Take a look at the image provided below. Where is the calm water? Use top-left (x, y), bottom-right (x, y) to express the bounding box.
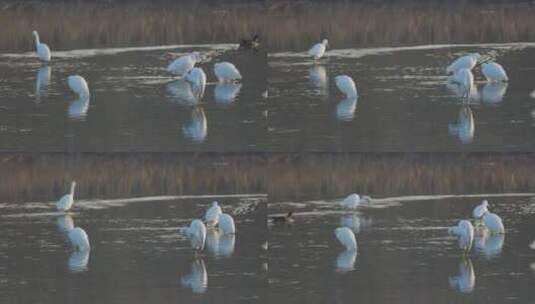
top-left (269, 194), bottom-right (535, 303)
top-left (0, 193), bottom-right (267, 303)
top-left (0, 45), bottom-right (267, 152)
top-left (268, 43), bottom-right (535, 152)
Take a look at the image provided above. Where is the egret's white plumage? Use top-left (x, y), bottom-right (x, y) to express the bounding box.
top-left (32, 31), bottom-right (51, 62)
top-left (473, 200), bottom-right (489, 220)
top-left (448, 106), bottom-right (474, 144)
top-left (481, 62), bottom-right (508, 83)
top-left (56, 214), bottom-right (74, 233)
top-left (214, 83), bottom-right (242, 104)
top-left (68, 249), bottom-right (90, 272)
top-left (475, 234), bottom-right (504, 259)
top-left (218, 213), bottom-right (236, 235)
top-left (481, 82), bottom-right (508, 104)
top-left (167, 52), bottom-right (201, 76)
top-left (68, 227), bottom-right (90, 251)
top-left (482, 212), bottom-right (505, 235)
top-left (340, 193), bottom-right (371, 209)
top-left (185, 67), bottom-right (207, 98)
top-left (448, 220), bottom-right (474, 252)
top-left (308, 39), bottom-right (328, 60)
top-left (335, 75), bottom-right (358, 98)
top-left (336, 249), bottom-right (357, 272)
top-left (204, 201), bottom-right (222, 227)
top-left (182, 108), bottom-right (207, 143)
top-left (56, 181), bottom-right (76, 212)
top-left (67, 75), bottom-right (90, 97)
top-left (68, 95), bottom-right (90, 120)
top-left (336, 97), bottom-right (358, 121)
top-left (448, 68), bottom-right (474, 99)
top-left (446, 53), bottom-right (481, 74)
top-left (182, 219), bottom-right (207, 250)
top-left (448, 258), bottom-right (475, 294)
top-left (206, 230), bottom-right (235, 257)
top-left (214, 62), bottom-right (242, 83)
top-left (335, 227), bottom-right (357, 251)
top-left (181, 259), bottom-right (208, 294)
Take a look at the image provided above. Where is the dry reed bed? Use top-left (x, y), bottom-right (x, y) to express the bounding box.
top-left (0, 154), bottom-right (266, 202)
top-left (268, 154), bottom-right (535, 201)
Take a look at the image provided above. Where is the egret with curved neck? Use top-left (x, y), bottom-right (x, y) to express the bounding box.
top-left (32, 30), bottom-right (51, 62)
top-left (56, 181), bottom-right (76, 212)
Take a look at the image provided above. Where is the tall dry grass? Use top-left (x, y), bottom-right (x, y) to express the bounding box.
top-left (268, 153), bottom-right (535, 201)
top-left (265, 2), bottom-right (535, 51)
top-left (0, 153), bottom-right (266, 202)
top-left (0, 1), bottom-right (267, 52)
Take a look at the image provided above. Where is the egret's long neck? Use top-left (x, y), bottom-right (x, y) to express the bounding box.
top-left (34, 33), bottom-right (40, 46)
top-left (70, 183), bottom-right (76, 196)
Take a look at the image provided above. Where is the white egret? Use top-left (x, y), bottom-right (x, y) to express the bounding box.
top-left (67, 75), bottom-right (90, 98)
top-left (336, 97), bottom-right (358, 121)
top-left (182, 108), bottom-right (207, 143)
top-left (340, 193), bottom-right (371, 209)
top-left (206, 230), bottom-right (235, 257)
top-left (473, 200), bottom-right (489, 220)
top-left (335, 227), bottom-right (357, 251)
top-left (68, 227), bottom-right (90, 251)
top-left (32, 30), bottom-right (51, 62)
top-left (482, 212), bottom-right (505, 235)
top-left (214, 62), bottom-right (242, 83)
top-left (449, 258), bottom-right (475, 293)
top-left (68, 95), bottom-right (90, 120)
top-left (185, 67), bottom-right (207, 99)
top-left (448, 220), bottom-right (474, 253)
top-left (181, 219), bottom-right (207, 251)
top-left (481, 62), bottom-right (508, 83)
top-left (475, 234), bottom-right (504, 259)
top-left (204, 201), bottom-right (222, 228)
top-left (181, 259), bottom-right (208, 294)
top-left (218, 213), bottom-right (236, 235)
top-left (448, 106), bottom-right (474, 144)
top-left (56, 181), bottom-right (76, 212)
top-left (335, 75), bottom-right (358, 98)
top-left (448, 68), bottom-right (474, 99)
top-left (446, 53), bottom-right (481, 74)
top-left (308, 39), bottom-right (328, 60)
top-left (336, 249), bottom-right (357, 272)
top-left (214, 83), bottom-right (242, 104)
top-left (167, 52), bottom-right (201, 77)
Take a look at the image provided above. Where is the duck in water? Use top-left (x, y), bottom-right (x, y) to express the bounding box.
top-left (239, 34), bottom-right (260, 51)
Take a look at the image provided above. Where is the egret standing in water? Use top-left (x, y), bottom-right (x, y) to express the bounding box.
top-left (67, 75), bottom-right (90, 98)
top-left (32, 30), bottom-right (51, 62)
top-left (448, 68), bottom-right (474, 99)
top-left (185, 67), bottom-right (207, 99)
top-left (218, 213), bottom-right (236, 235)
top-left (481, 62), bottom-right (508, 83)
top-left (473, 200), bottom-right (489, 221)
top-left (204, 201), bottom-right (222, 228)
top-left (335, 75), bottom-right (358, 98)
top-left (482, 212), bottom-right (505, 235)
top-left (308, 39), bottom-right (328, 60)
top-left (446, 53), bottom-right (481, 74)
top-left (56, 181), bottom-right (77, 212)
top-left (214, 62), bottom-right (242, 83)
top-left (181, 219), bottom-right (207, 251)
top-left (335, 227), bottom-right (357, 251)
top-left (448, 220), bottom-right (474, 253)
top-left (340, 193), bottom-right (371, 209)
top-left (167, 52), bottom-right (201, 77)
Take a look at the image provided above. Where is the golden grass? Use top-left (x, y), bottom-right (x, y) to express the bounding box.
top-left (0, 153), bottom-right (266, 202)
top-left (268, 153), bottom-right (535, 201)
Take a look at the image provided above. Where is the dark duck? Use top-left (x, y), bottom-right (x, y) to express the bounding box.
top-left (239, 34), bottom-right (260, 51)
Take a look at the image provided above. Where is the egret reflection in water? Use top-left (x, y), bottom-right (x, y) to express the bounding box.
top-left (35, 65), bottom-right (51, 102)
top-left (56, 214), bottom-right (75, 233)
top-left (336, 249), bottom-right (357, 272)
top-left (214, 83), bottom-right (241, 105)
top-left (448, 106), bottom-right (474, 144)
top-left (336, 97), bottom-right (358, 121)
top-left (56, 214), bottom-right (90, 272)
top-left (475, 233), bottom-right (504, 259)
top-left (182, 107), bottom-right (207, 143)
top-left (68, 249), bottom-right (90, 273)
top-left (308, 65), bottom-right (328, 95)
top-left (446, 76), bottom-right (479, 102)
top-left (166, 80), bottom-right (199, 105)
top-left (481, 82), bottom-right (508, 104)
top-left (206, 229), bottom-right (236, 257)
top-left (339, 213), bottom-right (372, 234)
top-left (449, 257), bottom-right (475, 294)
top-left (68, 95), bottom-right (90, 120)
top-left (181, 259), bottom-right (208, 294)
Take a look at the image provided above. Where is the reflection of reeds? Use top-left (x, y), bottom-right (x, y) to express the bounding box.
top-left (268, 154), bottom-right (535, 201)
top-left (0, 154), bottom-right (266, 202)
top-left (0, 2), bottom-right (266, 51)
top-left (266, 2), bottom-right (535, 51)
